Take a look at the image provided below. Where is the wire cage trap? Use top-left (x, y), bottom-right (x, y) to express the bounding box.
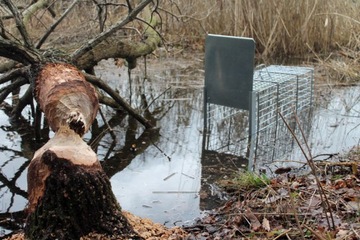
top-left (202, 35), bottom-right (314, 171)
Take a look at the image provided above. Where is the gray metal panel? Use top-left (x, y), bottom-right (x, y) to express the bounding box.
top-left (205, 34), bottom-right (255, 110)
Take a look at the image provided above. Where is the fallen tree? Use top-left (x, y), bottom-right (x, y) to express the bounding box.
top-left (0, 0), bottom-right (162, 239)
top-left (0, 0), bottom-right (159, 128)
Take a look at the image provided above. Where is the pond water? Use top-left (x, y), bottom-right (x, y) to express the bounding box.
top-left (0, 56), bottom-right (359, 236)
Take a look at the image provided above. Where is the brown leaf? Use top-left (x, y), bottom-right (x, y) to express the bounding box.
top-left (334, 179), bottom-right (347, 189)
top-left (262, 217), bottom-right (271, 232)
top-left (245, 208), bottom-right (261, 231)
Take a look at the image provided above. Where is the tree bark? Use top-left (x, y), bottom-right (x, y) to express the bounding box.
top-left (26, 129), bottom-right (141, 239)
top-left (25, 63), bottom-right (142, 239)
top-left (73, 14), bottom-right (161, 70)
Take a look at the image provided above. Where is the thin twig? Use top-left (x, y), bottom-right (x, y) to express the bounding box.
top-left (272, 228), bottom-right (292, 240)
top-left (36, 0), bottom-right (80, 49)
top-left (143, 86), bottom-right (171, 112)
top-left (304, 225), bottom-right (327, 240)
top-left (98, 107), bottom-right (116, 140)
top-left (294, 113), bottom-right (335, 228)
top-left (135, 16), bottom-right (166, 44)
top-left (285, 182), bottom-right (306, 240)
top-left (278, 112), bottom-right (335, 230)
top-left (2, 0), bottom-right (33, 48)
top-left (294, 114), bottom-right (313, 160)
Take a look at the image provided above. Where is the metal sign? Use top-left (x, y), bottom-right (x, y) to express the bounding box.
top-left (204, 34), bottom-right (255, 110)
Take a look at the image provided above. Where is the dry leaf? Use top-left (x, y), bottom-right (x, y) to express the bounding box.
top-left (262, 217), bottom-right (271, 232)
top-left (245, 208), bottom-right (261, 231)
top-left (336, 229), bottom-right (350, 238)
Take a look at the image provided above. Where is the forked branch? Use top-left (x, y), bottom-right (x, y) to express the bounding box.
top-left (71, 0), bottom-right (153, 60)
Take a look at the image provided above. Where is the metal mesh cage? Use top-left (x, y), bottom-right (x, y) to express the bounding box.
top-left (203, 65), bottom-right (314, 171)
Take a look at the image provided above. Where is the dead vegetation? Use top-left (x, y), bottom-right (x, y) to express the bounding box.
top-left (3, 1), bottom-right (359, 83)
top-left (185, 146), bottom-right (360, 240)
top-left (160, 0), bottom-right (360, 83)
top-left (161, 0), bottom-right (360, 57)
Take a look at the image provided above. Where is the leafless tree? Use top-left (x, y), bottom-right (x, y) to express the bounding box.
top-left (0, 0), bottom-right (162, 238)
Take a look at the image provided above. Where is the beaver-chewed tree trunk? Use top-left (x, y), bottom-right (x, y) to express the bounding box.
top-left (25, 62), bottom-right (142, 240)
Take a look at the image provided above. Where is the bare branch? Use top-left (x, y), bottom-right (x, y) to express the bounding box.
top-left (36, 0), bottom-right (80, 49)
top-left (2, 0), bottom-right (33, 47)
top-left (0, 18), bottom-right (9, 39)
top-left (11, 85), bottom-right (33, 118)
top-left (0, 66), bottom-right (28, 84)
top-left (0, 77), bottom-right (28, 103)
top-left (0, 37), bottom-right (42, 64)
top-left (73, 14), bottom-right (161, 69)
top-left (71, 0), bottom-right (153, 61)
top-left (126, 0), bottom-right (132, 12)
top-left (92, 0), bottom-right (108, 32)
top-left (22, 0), bottom-right (51, 24)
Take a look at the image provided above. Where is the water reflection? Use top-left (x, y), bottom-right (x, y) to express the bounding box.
top-left (0, 106), bottom-right (33, 234)
top-left (293, 86), bottom-right (360, 158)
top-left (93, 59), bottom-right (204, 226)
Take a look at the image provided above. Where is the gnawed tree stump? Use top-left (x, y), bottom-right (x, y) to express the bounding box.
top-left (34, 63), bottom-right (98, 136)
top-left (25, 63), bottom-right (142, 239)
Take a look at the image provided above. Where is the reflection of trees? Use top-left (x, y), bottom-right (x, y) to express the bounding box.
top-left (0, 210), bottom-right (26, 234)
top-left (0, 104), bottom-right (161, 235)
top-left (0, 104), bottom-right (36, 235)
top-left (88, 110), bottom-right (160, 178)
top-left (102, 123), bottom-right (160, 178)
top-left (0, 103), bottom-right (45, 201)
top-left (0, 162), bottom-right (28, 233)
top-left (0, 161), bottom-right (28, 199)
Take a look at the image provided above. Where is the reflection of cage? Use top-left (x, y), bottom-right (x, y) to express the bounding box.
top-left (204, 104), bottom-right (249, 156)
top-left (203, 65), bottom-right (314, 171)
